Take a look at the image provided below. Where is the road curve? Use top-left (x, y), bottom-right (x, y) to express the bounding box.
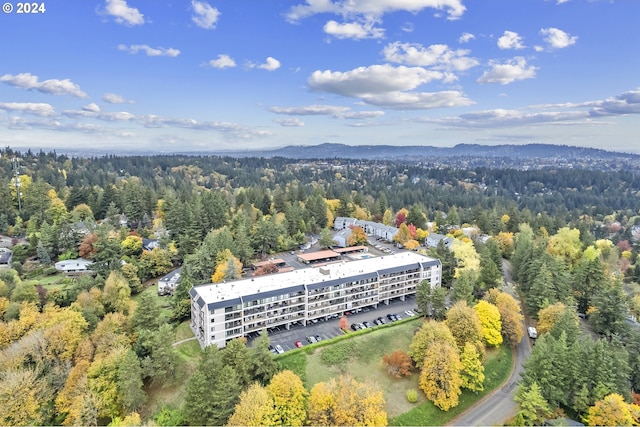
top-left (447, 260), bottom-right (533, 426)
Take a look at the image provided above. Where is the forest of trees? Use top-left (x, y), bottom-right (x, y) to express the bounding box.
top-left (2, 147), bottom-right (640, 426)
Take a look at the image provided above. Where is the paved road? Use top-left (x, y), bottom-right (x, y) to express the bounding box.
top-left (448, 259), bottom-right (533, 426)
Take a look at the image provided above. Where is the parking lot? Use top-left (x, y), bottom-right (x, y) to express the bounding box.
top-left (251, 296), bottom-right (420, 354)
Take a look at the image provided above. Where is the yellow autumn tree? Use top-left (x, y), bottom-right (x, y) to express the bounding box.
top-left (211, 249), bottom-right (243, 283)
top-left (451, 239), bottom-right (480, 277)
top-left (486, 289), bottom-right (524, 348)
top-left (584, 393), bottom-right (640, 426)
top-left (419, 341), bottom-right (463, 411)
top-left (460, 342), bottom-right (485, 392)
top-left (445, 301), bottom-right (485, 356)
top-left (307, 375), bottom-right (387, 426)
top-left (0, 368), bottom-right (48, 426)
top-left (474, 300), bottom-right (503, 347)
top-left (227, 382), bottom-right (276, 426)
top-left (536, 302), bottom-right (566, 335)
top-left (265, 370), bottom-right (307, 427)
top-left (409, 320), bottom-right (457, 368)
top-left (38, 304), bottom-right (89, 361)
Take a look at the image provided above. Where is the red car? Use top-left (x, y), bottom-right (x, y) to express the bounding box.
top-left (294, 340), bottom-right (303, 348)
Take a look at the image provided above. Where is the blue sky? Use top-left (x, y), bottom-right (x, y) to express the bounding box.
top-left (1, 0), bottom-right (639, 154)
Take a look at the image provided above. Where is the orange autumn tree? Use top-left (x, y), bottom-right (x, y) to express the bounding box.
top-left (382, 350), bottom-right (412, 378)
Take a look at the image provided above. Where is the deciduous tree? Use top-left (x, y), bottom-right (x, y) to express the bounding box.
top-left (584, 393), bottom-right (640, 427)
top-left (446, 301), bottom-right (484, 355)
top-left (409, 319), bottom-right (457, 367)
top-left (460, 342), bottom-right (484, 392)
top-left (266, 370), bottom-right (308, 426)
top-left (419, 341), bottom-right (463, 411)
top-left (227, 382), bottom-right (276, 426)
top-left (307, 375), bottom-right (387, 426)
top-left (474, 300), bottom-right (503, 346)
top-left (382, 350), bottom-right (412, 378)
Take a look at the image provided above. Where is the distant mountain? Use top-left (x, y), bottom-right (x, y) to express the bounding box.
top-left (206, 142), bottom-right (639, 161)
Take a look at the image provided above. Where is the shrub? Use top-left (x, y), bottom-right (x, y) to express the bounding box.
top-left (382, 350), bottom-right (413, 378)
top-left (406, 389), bottom-right (418, 403)
top-left (320, 341), bottom-right (356, 366)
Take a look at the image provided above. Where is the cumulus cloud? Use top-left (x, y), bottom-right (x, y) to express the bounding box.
top-left (275, 118), bottom-right (305, 127)
top-left (497, 31), bottom-right (525, 50)
top-left (540, 27), bottom-right (577, 49)
top-left (191, 0), bottom-right (220, 29)
top-left (308, 64), bottom-right (446, 97)
top-left (118, 44), bottom-right (180, 57)
top-left (252, 57), bottom-right (281, 71)
top-left (103, 93), bottom-right (133, 104)
top-left (0, 102), bottom-right (56, 117)
top-left (286, 0), bottom-right (466, 22)
top-left (477, 57), bottom-right (537, 85)
top-left (307, 64), bottom-right (473, 109)
top-left (83, 103), bottom-right (101, 112)
top-left (382, 42), bottom-right (479, 71)
top-left (0, 73), bottom-right (87, 97)
top-left (323, 20), bottom-right (385, 39)
top-left (103, 0), bottom-right (144, 25)
top-left (208, 54), bottom-right (236, 69)
top-left (459, 32), bottom-right (475, 43)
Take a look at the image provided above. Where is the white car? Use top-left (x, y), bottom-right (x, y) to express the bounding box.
top-left (275, 344), bottom-right (285, 354)
top-left (404, 310), bottom-right (415, 317)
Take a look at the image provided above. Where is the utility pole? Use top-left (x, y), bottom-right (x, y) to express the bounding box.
top-left (12, 157), bottom-right (21, 214)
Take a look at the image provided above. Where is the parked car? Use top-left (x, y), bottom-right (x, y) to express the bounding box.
top-left (386, 314), bottom-right (396, 321)
top-left (294, 340), bottom-right (304, 348)
top-left (377, 316), bottom-right (387, 324)
top-left (314, 334), bottom-right (322, 341)
top-left (274, 345), bottom-right (284, 354)
top-left (350, 323), bottom-right (361, 331)
top-left (362, 321), bottom-right (372, 328)
top-left (306, 335), bottom-right (317, 344)
top-left (268, 345), bottom-right (278, 355)
top-left (373, 318), bottom-right (383, 326)
top-left (404, 310), bottom-right (415, 317)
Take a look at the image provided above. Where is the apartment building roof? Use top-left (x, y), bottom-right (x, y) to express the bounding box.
top-left (191, 252), bottom-right (440, 310)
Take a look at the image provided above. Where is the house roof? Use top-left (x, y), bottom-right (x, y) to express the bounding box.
top-left (0, 249), bottom-right (12, 264)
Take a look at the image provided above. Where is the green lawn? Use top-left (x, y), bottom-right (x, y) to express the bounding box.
top-left (278, 318), bottom-right (514, 425)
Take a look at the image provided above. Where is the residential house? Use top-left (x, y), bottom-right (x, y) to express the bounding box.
top-left (425, 233), bottom-right (454, 249)
top-left (158, 267), bottom-right (182, 296)
top-left (54, 258), bottom-right (94, 276)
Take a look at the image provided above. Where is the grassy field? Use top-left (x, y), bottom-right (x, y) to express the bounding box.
top-left (391, 344), bottom-right (513, 426)
top-left (279, 318), bottom-right (514, 425)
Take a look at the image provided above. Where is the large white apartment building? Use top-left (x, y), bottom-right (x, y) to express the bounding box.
top-left (190, 252), bottom-right (441, 348)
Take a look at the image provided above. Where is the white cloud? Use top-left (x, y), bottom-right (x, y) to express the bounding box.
top-left (270, 104), bottom-right (385, 119)
top-left (359, 90), bottom-right (474, 109)
top-left (540, 27), bottom-right (577, 49)
top-left (83, 103), bottom-right (101, 112)
top-left (208, 54), bottom-right (237, 69)
top-left (0, 102), bottom-right (56, 116)
top-left (459, 32), bottom-right (475, 43)
top-left (103, 0), bottom-right (144, 26)
top-left (103, 93), bottom-right (133, 104)
top-left (323, 20), bottom-right (385, 39)
top-left (275, 118), bottom-right (305, 127)
top-left (308, 64), bottom-right (472, 109)
top-left (256, 57), bottom-right (281, 71)
top-left (477, 57), bottom-right (537, 85)
top-left (401, 22), bottom-right (414, 33)
top-left (271, 105), bottom-right (350, 116)
top-left (191, 0), bottom-right (220, 29)
top-left (497, 31), bottom-right (525, 50)
top-left (118, 44), bottom-right (180, 57)
top-left (0, 72), bottom-right (87, 97)
top-left (308, 64), bottom-right (446, 97)
top-left (589, 89), bottom-right (640, 116)
top-left (286, 0), bottom-right (466, 22)
top-left (382, 42), bottom-right (479, 71)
